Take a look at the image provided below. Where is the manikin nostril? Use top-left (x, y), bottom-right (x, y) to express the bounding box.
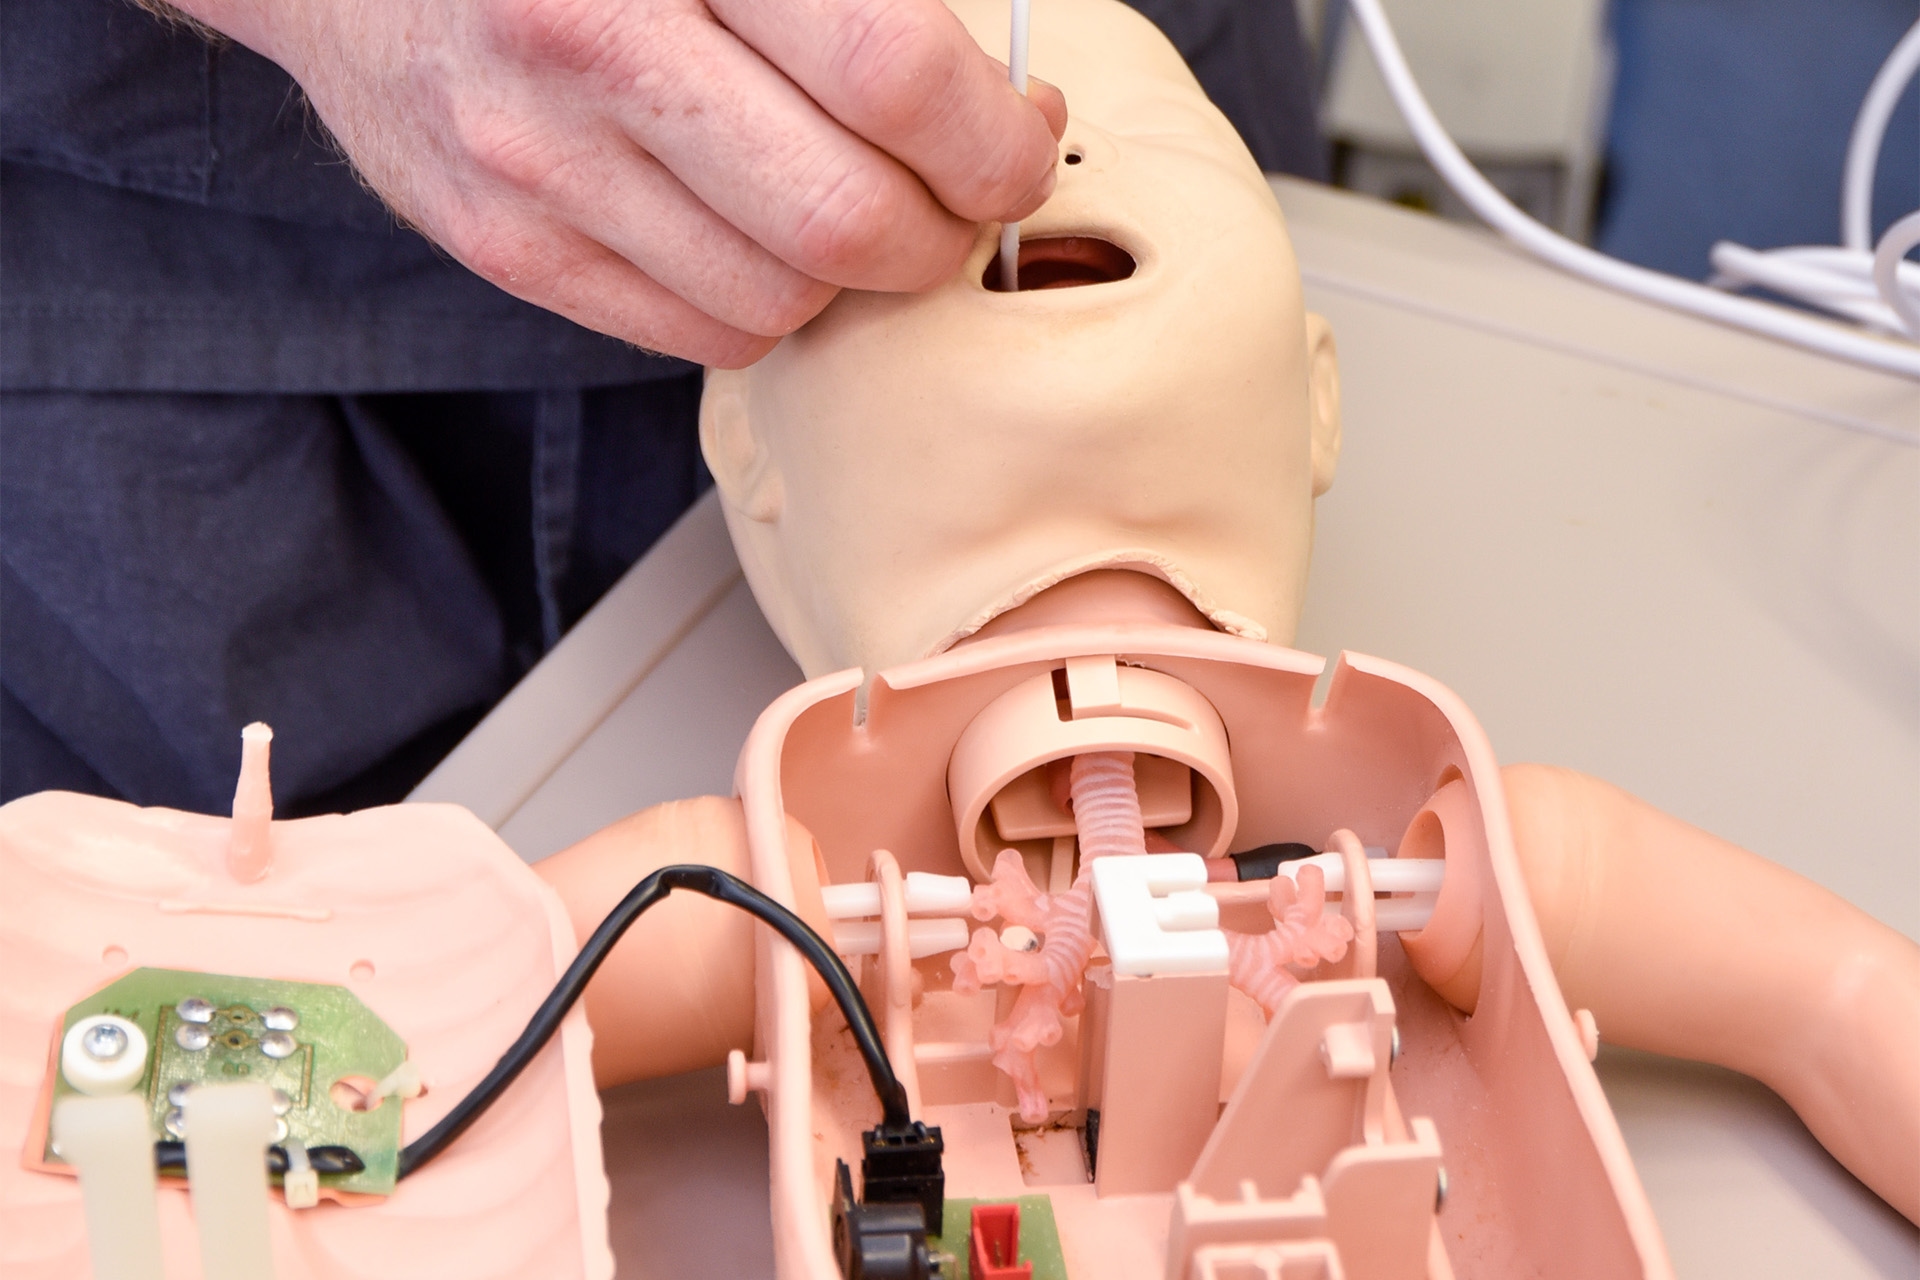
top-left (983, 236), bottom-right (1136, 292)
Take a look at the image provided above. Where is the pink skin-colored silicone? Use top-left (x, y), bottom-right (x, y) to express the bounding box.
top-left (723, 623), bottom-right (1672, 1279)
top-left (0, 793), bottom-right (610, 1280)
top-left (1496, 764), bottom-right (1920, 1226)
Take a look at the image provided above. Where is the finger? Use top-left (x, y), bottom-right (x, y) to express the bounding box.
top-left (711, 0), bottom-right (1067, 223)
top-left (445, 102), bottom-right (838, 336)
top-left (496, 3), bottom-right (975, 292)
top-left (434, 197), bottom-right (778, 367)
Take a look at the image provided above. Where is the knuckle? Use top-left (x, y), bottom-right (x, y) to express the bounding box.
top-left (454, 108), bottom-right (576, 196)
top-left (439, 209), bottom-right (536, 289)
top-left (825, 1), bottom-right (959, 135)
top-left (781, 161), bottom-right (901, 279)
top-left (485, 0), bottom-right (626, 77)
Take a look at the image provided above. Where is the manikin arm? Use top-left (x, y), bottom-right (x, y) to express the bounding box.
top-left (534, 796), bottom-right (832, 1088)
top-left (1497, 765), bottom-right (1920, 1225)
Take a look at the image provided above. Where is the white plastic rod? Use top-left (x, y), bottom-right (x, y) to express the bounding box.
top-left (51, 1095), bottom-right (164, 1280)
top-left (831, 917), bottom-right (972, 959)
top-left (184, 1082), bottom-right (279, 1280)
top-left (1277, 851), bottom-right (1444, 897)
top-left (1344, 0), bottom-right (1920, 389)
top-left (998, 0), bottom-right (1033, 292)
top-left (1370, 896), bottom-right (1439, 933)
top-left (1844, 20), bottom-right (1920, 252)
top-left (821, 871), bottom-right (974, 920)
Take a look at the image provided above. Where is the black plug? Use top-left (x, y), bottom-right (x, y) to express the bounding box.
top-left (832, 1158), bottom-right (938, 1280)
top-left (859, 1120), bottom-right (945, 1234)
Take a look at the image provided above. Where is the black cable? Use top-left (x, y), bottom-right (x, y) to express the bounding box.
top-left (396, 863), bottom-right (909, 1178)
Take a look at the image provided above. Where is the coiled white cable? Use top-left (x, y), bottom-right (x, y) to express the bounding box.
top-left (1343, 0), bottom-right (1920, 391)
top-left (1709, 21), bottom-right (1920, 341)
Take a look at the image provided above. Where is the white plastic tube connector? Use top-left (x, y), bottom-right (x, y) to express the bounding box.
top-left (1344, 0), bottom-right (1920, 390)
top-left (821, 872), bottom-right (974, 919)
top-left (831, 917), bottom-right (972, 958)
top-left (1266, 851), bottom-right (1440, 932)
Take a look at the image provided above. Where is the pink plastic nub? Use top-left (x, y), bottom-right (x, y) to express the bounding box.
top-left (226, 722), bottom-right (274, 883)
top-left (969, 1202), bottom-right (1032, 1280)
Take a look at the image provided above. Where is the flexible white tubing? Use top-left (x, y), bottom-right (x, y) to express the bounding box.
top-left (1343, 0), bottom-right (1920, 387)
top-left (1874, 210), bottom-right (1920, 336)
top-left (1843, 20), bottom-right (1920, 253)
top-left (1707, 242), bottom-right (1907, 332)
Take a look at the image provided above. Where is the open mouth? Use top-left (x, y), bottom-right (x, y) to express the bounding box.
top-left (983, 236), bottom-right (1138, 292)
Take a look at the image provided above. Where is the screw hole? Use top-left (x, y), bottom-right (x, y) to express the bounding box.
top-left (349, 960), bottom-right (375, 982)
top-left (101, 945), bottom-right (128, 966)
top-left (329, 1076), bottom-right (383, 1113)
top-left (1064, 148), bottom-right (1084, 165)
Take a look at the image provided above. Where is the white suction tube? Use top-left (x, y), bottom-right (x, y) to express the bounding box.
top-left (1342, 0), bottom-right (1920, 393)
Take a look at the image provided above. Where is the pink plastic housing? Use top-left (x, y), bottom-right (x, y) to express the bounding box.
top-left (0, 795), bottom-right (611, 1280)
top-left (730, 623), bottom-right (1671, 1279)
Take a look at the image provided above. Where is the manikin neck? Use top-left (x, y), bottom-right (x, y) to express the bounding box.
top-left (956, 570), bottom-right (1214, 647)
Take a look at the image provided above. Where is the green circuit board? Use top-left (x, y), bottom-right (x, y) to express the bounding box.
top-left (929, 1195), bottom-right (1070, 1280)
top-left (44, 967), bottom-right (409, 1196)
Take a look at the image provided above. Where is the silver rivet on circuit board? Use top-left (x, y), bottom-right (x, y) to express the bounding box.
top-left (271, 1088), bottom-right (292, 1116)
top-left (273, 1118), bottom-right (290, 1142)
top-left (260, 1031), bottom-right (297, 1059)
top-left (175, 1022), bottom-right (211, 1051)
top-left (262, 1007), bottom-right (298, 1032)
top-left (164, 1107), bottom-right (186, 1138)
top-left (168, 1081), bottom-right (193, 1107)
top-left (175, 997), bottom-right (214, 1025)
top-left (80, 1022), bottom-right (130, 1062)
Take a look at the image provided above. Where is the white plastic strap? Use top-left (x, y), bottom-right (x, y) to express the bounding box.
top-left (51, 1094), bottom-right (164, 1280)
top-left (184, 1081), bottom-right (279, 1280)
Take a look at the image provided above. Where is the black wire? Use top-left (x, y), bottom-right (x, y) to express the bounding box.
top-left (396, 863), bottom-right (909, 1178)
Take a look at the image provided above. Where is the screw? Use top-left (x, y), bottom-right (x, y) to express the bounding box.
top-left (81, 1022), bottom-right (129, 1062)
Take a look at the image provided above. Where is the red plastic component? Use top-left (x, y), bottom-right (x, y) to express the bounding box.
top-left (968, 1202), bottom-right (1033, 1280)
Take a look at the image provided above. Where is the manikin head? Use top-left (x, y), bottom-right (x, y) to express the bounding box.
top-left (701, 0), bottom-right (1341, 679)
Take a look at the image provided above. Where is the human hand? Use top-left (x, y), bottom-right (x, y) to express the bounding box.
top-left (173, 0), bottom-right (1068, 365)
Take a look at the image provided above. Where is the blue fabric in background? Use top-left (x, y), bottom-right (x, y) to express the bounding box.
top-left (1598, 0), bottom-right (1919, 279)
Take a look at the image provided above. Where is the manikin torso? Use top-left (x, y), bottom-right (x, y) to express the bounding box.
top-left (3, 3), bottom-right (1913, 1279)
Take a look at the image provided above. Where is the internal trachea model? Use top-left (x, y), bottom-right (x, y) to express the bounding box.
top-left (1223, 864), bottom-right (1353, 1017)
top-left (952, 751), bottom-right (1142, 1122)
top-left (954, 750), bottom-right (1352, 1120)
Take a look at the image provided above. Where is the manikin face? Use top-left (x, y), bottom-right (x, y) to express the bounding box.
top-left (702, 0), bottom-right (1340, 680)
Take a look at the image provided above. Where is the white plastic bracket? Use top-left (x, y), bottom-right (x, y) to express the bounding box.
top-left (1091, 853), bottom-right (1228, 977)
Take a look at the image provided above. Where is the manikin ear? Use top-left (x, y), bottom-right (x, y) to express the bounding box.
top-left (1304, 312), bottom-right (1341, 498)
top-left (699, 368), bottom-right (783, 523)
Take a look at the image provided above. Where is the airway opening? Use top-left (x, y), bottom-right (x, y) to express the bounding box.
top-left (984, 236), bottom-right (1137, 292)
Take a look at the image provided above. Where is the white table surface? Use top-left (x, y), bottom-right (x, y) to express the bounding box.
top-left (412, 177), bottom-right (1920, 1279)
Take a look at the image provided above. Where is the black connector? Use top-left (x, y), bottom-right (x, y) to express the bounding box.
top-left (860, 1120), bottom-right (945, 1233)
top-left (833, 1159), bottom-right (938, 1280)
top-left (1230, 842), bottom-right (1317, 881)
